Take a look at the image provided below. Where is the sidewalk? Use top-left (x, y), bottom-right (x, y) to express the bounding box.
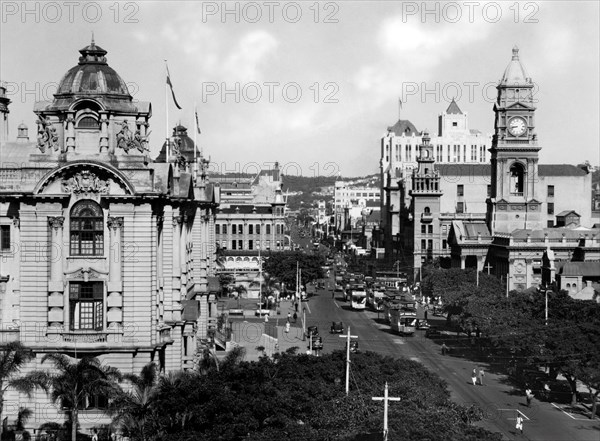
top-left (225, 298), bottom-right (308, 361)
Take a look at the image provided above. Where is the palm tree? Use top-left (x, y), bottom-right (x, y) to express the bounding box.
top-left (41, 354), bottom-right (122, 441)
top-left (0, 342), bottom-right (47, 439)
top-left (110, 363), bottom-right (159, 441)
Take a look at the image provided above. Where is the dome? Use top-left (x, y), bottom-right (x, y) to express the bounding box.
top-left (155, 124), bottom-right (201, 163)
top-left (56, 39), bottom-right (131, 97)
top-left (500, 46), bottom-right (531, 86)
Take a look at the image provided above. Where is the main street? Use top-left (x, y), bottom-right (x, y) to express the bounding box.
top-left (300, 285), bottom-right (599, 441)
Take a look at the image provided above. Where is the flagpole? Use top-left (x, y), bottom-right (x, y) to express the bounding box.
top-left (165, 60), bottom-right (169, 163)
top-left (194, 102), bottom-right (198, 180)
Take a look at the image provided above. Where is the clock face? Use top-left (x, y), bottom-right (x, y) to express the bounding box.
top-left (508, 117), bottom-right (527, 136)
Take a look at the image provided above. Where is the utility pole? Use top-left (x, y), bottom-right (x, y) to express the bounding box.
top-left (372, 382), bottom-right (401, 441)
top-left (506, 275), bottom-right (510, 298)
top-left (339, 326), bottom-right (357, 396)
top-left (545, 288), bottom-right (550, 326)
top-left (476, 269), bottom-right (479, 287)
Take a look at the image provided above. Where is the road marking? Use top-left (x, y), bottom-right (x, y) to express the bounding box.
top-left (551, 402), bottom-right (595, 421)
top-left (333, 300), bottom-right (340, 309)
top-left (304, 302), bottom-right (311, 314)
top-left (498, 409), bottom-right (529, 420)
top-left (393, 340), bottom-right (405, 345)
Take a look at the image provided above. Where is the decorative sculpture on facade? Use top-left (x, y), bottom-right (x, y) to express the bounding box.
top-left (36, 114), bottom-right (60, 153)
top-left (116, 120), bottom-right (151, 153)
top-left (62, 170), bottom-right (109, 194)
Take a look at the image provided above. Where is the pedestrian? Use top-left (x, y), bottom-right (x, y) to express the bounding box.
top-left (471, 368), bottom-right (477, 386)
top-left (441, 342), bottom-right (448, 355)
top-left (424, 309), bottom-right (428, 320)
top-left (478, 367), bottom-right (485, 385)
top-left (293, 312), bottom-right (298, 323)
top-left (285, 322), bottom-right (290, 333)
top-left (525, 386), bottom-right (533, 407)
top-left (264, 313), bottom-right (269, 323)
top-left (515, 414), bottom-right (523, 434)
top-left (287, 312), bottom-right (291, 322)
top-left (294, 301), bottom-right (298, 312)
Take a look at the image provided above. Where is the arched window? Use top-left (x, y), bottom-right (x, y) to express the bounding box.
top-left (77, 116), bottom-right (99, 129)
top-left (424, 207), bottom-right (431, 215)
top-left (510, 163), bottom-right (525, 194)
top-left (70, 200), bottom-right (104, 256)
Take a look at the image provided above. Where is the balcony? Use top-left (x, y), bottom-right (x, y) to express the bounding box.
top-left (421, 213), bottom-right (433, 223)
top-left (511, 192), bottom-right (524, 197)
top-left (62, 331), bottom-right (108, 343)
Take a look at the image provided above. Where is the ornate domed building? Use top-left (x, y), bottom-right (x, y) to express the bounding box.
top-left (0, 40), bottom-right (220, 432)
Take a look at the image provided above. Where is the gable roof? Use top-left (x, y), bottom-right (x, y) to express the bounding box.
top-left (556, 210), bottom-right (580, 217)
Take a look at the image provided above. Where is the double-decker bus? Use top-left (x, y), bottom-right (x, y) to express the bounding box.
top-left (389, 301), bottom-right (417, 335)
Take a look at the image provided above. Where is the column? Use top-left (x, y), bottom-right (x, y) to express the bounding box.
top-left (180, 214), bottom-right (188, 286)
top-left (172, 215), bottom-right (182, 321)
top-left (460, 255), bottom-right (466, 270)
top-left (65, 113), bottom-right (75, 153)
top-left (99, 111), bottom-right (109, 153)
top-left (156, 216), bottom-right (165, 323)
top-left (48, 217), bottom-right (65, 327)
top-left (107, 216), bottom-right (124, 329)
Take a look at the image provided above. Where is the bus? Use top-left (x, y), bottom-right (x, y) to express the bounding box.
top-left (351, 290), bottom-right (367, 310)
top-left (389, 302), bottom-right (417, 335)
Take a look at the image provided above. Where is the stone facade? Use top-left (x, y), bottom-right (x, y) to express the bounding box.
top-left (0, 41), bottom-right (219, 431)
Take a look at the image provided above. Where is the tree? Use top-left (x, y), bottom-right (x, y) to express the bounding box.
top-left (0, 342), bottom-right (47, 439)
top-left (110, 363), bottom-right (160, 441)
top-left (41, 355), bottom-right (122, 441)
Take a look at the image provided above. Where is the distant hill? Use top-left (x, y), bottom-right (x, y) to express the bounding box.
top-left (208, 171), bottom-right (380, 211)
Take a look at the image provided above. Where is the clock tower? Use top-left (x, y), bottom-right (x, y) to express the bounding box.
top-left (487, 46), bottom-right (542, 234)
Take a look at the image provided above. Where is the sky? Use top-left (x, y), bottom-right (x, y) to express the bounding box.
top-left (1, 1), bottom-right (599, 177)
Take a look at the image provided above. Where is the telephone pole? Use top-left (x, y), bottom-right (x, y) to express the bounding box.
top-left (339, 326), bottom-right (357, 396)
top-left (372, 382), bottom-right (401, 441)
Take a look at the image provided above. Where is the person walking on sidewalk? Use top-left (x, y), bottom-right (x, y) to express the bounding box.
top-left (293, 312), bottom-right (298, 323)
top-left (478, 368), bottom-right (485, 385)
top-left (424, 309), bottom-right (428, 320)
top-left (287, 312), bottom-right (291, 323)
top-left (285, 322), bottom-right (290, 333)
top-left (515, 413), bottom-right (523, 435)
top-left (471, 368), bottom-right (477, 386)
top-left (525, 387), bottom-right (533, 407)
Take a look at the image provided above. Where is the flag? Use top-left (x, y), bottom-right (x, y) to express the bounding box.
top-left (195, 108), bottom-right (201, 134)
top-left (166, 63), bottom-right (182, 110)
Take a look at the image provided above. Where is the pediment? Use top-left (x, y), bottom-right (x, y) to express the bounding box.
top-left (505, 102), bottom-right (532, 110)
top-left (34, 162), bottom-right (134, 196)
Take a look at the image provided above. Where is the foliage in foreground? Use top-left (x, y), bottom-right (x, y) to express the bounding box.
top-left (127, 351), bottom-right (501, 441)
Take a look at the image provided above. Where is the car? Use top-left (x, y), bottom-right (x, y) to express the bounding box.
top-left (330, 321), bottom-right (344, 334)
top-left (416, 319), bottom-right (431, 330)
top-left (425, 327), bottom-right (442, 338)
top-left (432, 306), bottom-right (446, 317)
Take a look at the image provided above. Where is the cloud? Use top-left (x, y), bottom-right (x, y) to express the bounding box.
top-left (221, 31), bottom-right (279, 82)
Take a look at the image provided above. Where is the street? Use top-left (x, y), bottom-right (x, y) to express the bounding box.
top-left (299, 285), bottom-right (600, 441)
